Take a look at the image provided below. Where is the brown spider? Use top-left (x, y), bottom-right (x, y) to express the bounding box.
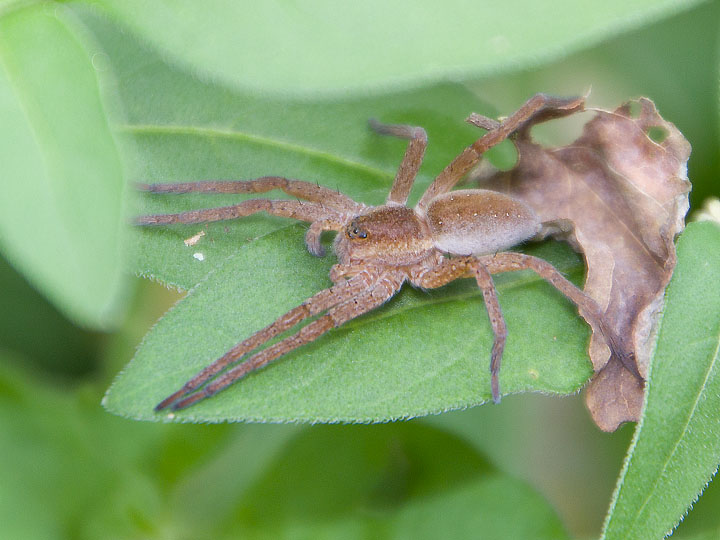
top-left (139, 94), bottom-right (638, 413)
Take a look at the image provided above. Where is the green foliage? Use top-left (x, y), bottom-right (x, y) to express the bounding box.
top-left (0, 1), bottom-right (718, 538)
top-left (0, 357), bottom-right (570, 539)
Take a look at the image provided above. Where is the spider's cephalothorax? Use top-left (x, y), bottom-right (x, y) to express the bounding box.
top-left (138, 94), bottom-right (640, 412)
top-left (336, 206), bottom-right (434, 266)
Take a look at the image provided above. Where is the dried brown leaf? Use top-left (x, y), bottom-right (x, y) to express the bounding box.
top-left (478, 98), bottom-right (691, 431)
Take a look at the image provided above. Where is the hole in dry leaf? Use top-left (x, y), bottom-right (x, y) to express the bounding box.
top-left (627, 101), bottom-right (642, 118)
top-left (646, 126), bottom-right (668, 144)
top-left (486, 139), bottom-right (518, 171)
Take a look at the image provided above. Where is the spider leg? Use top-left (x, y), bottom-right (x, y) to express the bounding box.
top-left (154, 270), bottom-right (379, 411)
top-left (136, 199), bottom-right (346, 230)
top-left (304, 219), bottom-right (341, 257)
top-left (417, 94), bottom-right (585, 210)
top-left (138, 177), bottom-right (364, 214)
top-left (477, 252), bottom-right (641, 380)
top-left (368, 119), bottom-right (427, 205)
top-left (411, 258), bottom-right (507, 403)
top-left (411, 250), bottom-right (640, 401)
top-left (168, 271), bottom-right (405, 411)
top-left (474, 263), bottom-right (507, 404)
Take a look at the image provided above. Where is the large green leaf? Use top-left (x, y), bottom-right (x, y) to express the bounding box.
top-left (602, 222), bottom-right (720, 539)
top-left (126, 85), bottom-right (493, 289)
top-left (89, 0), bottom-right (705, 96)
top-left (124, 83), bottom-right (510, 289)
top-left (0, 3), bottom-right (128, 328)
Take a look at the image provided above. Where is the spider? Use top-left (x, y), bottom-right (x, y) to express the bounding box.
top-left (139, 93), bottom-right (638, 412)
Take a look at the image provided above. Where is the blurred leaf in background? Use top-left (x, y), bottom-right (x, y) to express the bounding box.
top-left (0, 1), bottom-right (718, 539)
top-left (89, 0), bottom-right (705, 97)
top-left (0, 3), bottom-right (130, 329)
top-left (0, 356), bottom-right (572, 539)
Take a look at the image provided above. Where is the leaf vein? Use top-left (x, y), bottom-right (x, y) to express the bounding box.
top-left (121, 123), bottom-right (393, 183)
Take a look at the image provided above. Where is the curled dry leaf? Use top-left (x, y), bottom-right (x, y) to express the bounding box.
top-left (477, 98), bottom-right (691, 431)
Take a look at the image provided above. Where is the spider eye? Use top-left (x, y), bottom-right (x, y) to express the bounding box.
top-left (347, 221), bottom-right (368, 239)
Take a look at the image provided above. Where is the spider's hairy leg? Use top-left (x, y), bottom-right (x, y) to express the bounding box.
top-left (168, 271), bottom-right (405, 411)
top-left (411, 257), bottom-right (507, 403)
top-left (478, 252), bottom-right (642, 380)
top-left (305, 219), bottom-right (342, 257)
top-left (154, 270), bottom-right (378, 411)
top-left (138, 177), bottom-right (364, 214)
top-left (417, 94), bottom-right (585, 209)
top-left (474, 264), bottom-right (507, 404)
top-left (368, 119), bottom-right (427, 205)
top-left (136, 199), bottom-right (346, 230)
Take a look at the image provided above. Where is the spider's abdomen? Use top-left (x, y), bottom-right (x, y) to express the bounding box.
top-left (425, 189), bottom-right (540, 255)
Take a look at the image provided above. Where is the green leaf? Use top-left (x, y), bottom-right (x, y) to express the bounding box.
top-left (602, 222), bottom-right (720, 539)
top-left (0, 3), bottom-right (128, 328)
top-left (126, 90), bottom-right (488, 289)
top-left (89, 0), bottom-right (704, 96)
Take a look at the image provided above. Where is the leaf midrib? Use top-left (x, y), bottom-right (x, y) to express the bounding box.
top-left (122, 123), bottom-right (395, 183)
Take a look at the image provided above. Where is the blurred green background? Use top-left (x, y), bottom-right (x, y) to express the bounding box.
top-left (0, 1), bottom-right (718, 538)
